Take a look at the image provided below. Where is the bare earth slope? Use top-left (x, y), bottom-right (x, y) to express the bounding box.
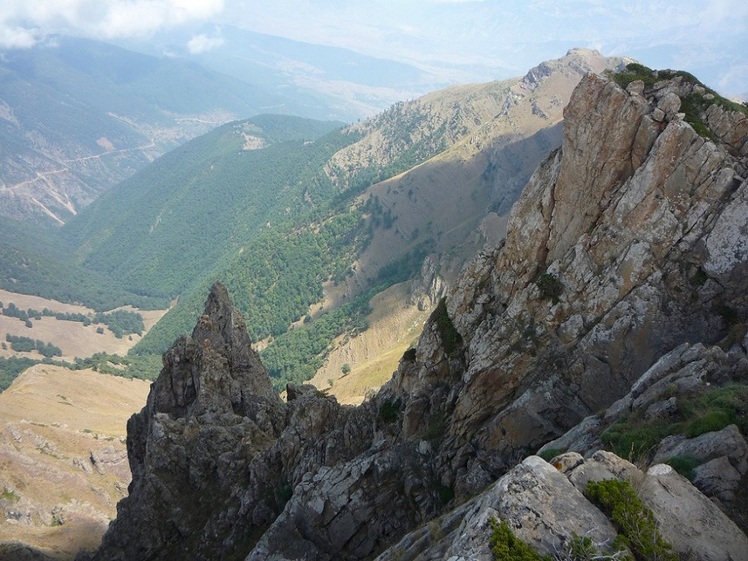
top-left (0, 365), bottom-right (150, 560)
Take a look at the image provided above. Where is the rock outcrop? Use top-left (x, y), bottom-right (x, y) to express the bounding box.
top-left (87, 66), bottom-right (748, 560)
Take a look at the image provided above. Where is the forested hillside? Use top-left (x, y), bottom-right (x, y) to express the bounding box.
top-left (0, 216), bottom-right (168, 310)
top-left (0, 36), bottom-right (286, 225)
top-left (3, 50), bottom-right (629, 393)
top-left (63, 115), bottom-right (347, 298)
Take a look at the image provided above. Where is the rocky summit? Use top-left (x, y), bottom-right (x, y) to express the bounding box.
top-left (82, 68), bottom-right (748, 560)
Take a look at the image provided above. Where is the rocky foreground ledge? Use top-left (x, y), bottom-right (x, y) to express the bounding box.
top-left (76, 283), bottom-right (748, 561)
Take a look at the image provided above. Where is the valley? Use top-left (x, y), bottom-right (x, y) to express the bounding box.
top-left (0, 29), bottom-right (746, 559)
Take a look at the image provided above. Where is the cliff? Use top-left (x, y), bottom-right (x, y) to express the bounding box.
top-left (83, 68), bottom-right (748, 560)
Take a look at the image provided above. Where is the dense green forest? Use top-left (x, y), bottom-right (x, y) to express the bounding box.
top-left (62, 115), bottom-right (349, 298)
top-left (3, 108), bottom-right (450, 392)
top-left (0, 217), bottom-right (169, 311)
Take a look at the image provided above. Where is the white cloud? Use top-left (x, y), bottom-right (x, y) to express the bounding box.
top-left (187, 33), bottom-right (224, 54)
top-left (0, 25), bottom-right (40, 49)
top-left (0, 0), bottom-right (225, 48)
top-left (718, 63), bottom-right (748, 96)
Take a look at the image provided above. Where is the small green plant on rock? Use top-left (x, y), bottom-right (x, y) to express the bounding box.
top-left (536, 272), bottom-right (563, 303)
top-left (561, 533), bottom-right (631, 561)
top-left (584, 479), bottom-right (676, 561)
top-left (378, 399), bottom-right (401, 423)
top-left (664, 455), bottom-right (700, 481)
top-left (1, 487), bottom-right (19, 502)
top-left (538, 447), bottom-right (564, 462)
top-left (430, 298), bottom-right (463, 356)
top-left (489, 517), bottom-right (550, 561)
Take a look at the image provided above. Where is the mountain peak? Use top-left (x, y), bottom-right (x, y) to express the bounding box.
top-left (150, 281), bottom-right (279, 418)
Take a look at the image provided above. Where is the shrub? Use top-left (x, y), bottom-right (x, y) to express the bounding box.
top-left (536, 272), bottom-right (563, 303)
top-left (685, 409), bottom-right (733, 438)
top-left (562, 533), bottom-right (629, 561)
top-left (378, 399), bottom-right (401, 423)
top-left (436, 483), bottom-right (454, 505)
top-left (402, 347), bottom-right (417, 362)
top-left (538, 448), bottom-right (564, 462)
top-left (489, 518), bottom-right (550, 561)
top-left (664, 455), bottom-right (700, 481)
top-left (430, 298), bottom-right (462, 356)
top-left (602, 384), bottom-right (748, 461)
top-left (602, 419), bottom-right (669, 461)
top-left (584, 479), bottom-right (676, 561)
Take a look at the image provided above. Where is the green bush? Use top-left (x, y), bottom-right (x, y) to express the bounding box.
top-left (535, 272), bottom-right (563, 303)
top-left (430, 298), bottom-right (462, 356)
top-left (584, 479), bottom-right (676, 561)
top-left (489, 518), bottom-right (550, 561)
top-left (685, 409), bottom-right (734, 438)
top-left (537, 448), bottom-right (564, 462)
top-left (436, 483), bottom-right (454, 505)
top-left (664, 455), bottom-right (700, 481)
top-left (402, 347), bottom-right (417, 362)
top-left (602, 384), bottom-right (748, 460)
top-left (378, 399), bottom-right (401, 423)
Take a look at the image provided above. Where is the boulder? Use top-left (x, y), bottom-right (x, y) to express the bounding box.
top-left (653, 424), bottom-right (748, 474)
top-left (640, 464), bottom-right (748, 561)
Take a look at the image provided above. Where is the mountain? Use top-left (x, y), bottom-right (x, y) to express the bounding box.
top-left (1, 33), bottom-right (418, 227)
top-left (0, 36), bottom-right (288, 225)
top-left (131, 25), bottom-right (443, 120)
top-left (72, 65), bottom-right (748, 561)
top-left (58, 50), bottom-right (628, 394)
top-left (61, 114), bottom-right (346, 298)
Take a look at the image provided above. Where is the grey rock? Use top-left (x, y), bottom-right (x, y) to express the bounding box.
top-left (653, 424), bottom-right (748, 474)
top-left (641, 464), bottom-right (748, 561)
top-left (567, 450), bottom-right (643, 494)
top-left (494, 456), bottom-right (618, 556)
top-left (693, 455), bottom-right (742, 504)
top-left (626, 79), bottom-right (645, 96)
top-left (657, 92), bottom-right (681, 116)
top-left (537, 414), bottom-right (603, 457)
top-left (644, 396), bottom-right (677, 420)
top-left (376, 455), bottom-right (619, 561)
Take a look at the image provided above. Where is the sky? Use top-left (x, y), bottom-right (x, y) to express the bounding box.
top-left (0, 0), bottom-right (746, 96)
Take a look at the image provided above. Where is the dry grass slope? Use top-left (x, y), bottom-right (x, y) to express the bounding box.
top-left (0, 365), bottom-right (151, 560)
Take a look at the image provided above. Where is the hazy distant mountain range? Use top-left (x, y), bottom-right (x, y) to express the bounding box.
top-left (0, 32), bottom-right (439, 226)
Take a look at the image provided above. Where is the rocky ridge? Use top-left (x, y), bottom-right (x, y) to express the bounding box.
top-left (84, 67), bottom-right (747, 560)
top-left (332, 49), bottom-right (630, 291)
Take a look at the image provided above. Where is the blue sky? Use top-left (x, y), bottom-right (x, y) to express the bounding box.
top-left (1, 0), bottom-right (746, 95)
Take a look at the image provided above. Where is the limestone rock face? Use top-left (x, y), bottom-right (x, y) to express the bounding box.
top-left (87, 282), bottom-right (288, 561)
top-left (374, 455), bottom-right (619, 561)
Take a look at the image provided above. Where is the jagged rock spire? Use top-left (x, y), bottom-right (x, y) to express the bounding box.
top-left (151, 281), bottom-right (279, 417)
